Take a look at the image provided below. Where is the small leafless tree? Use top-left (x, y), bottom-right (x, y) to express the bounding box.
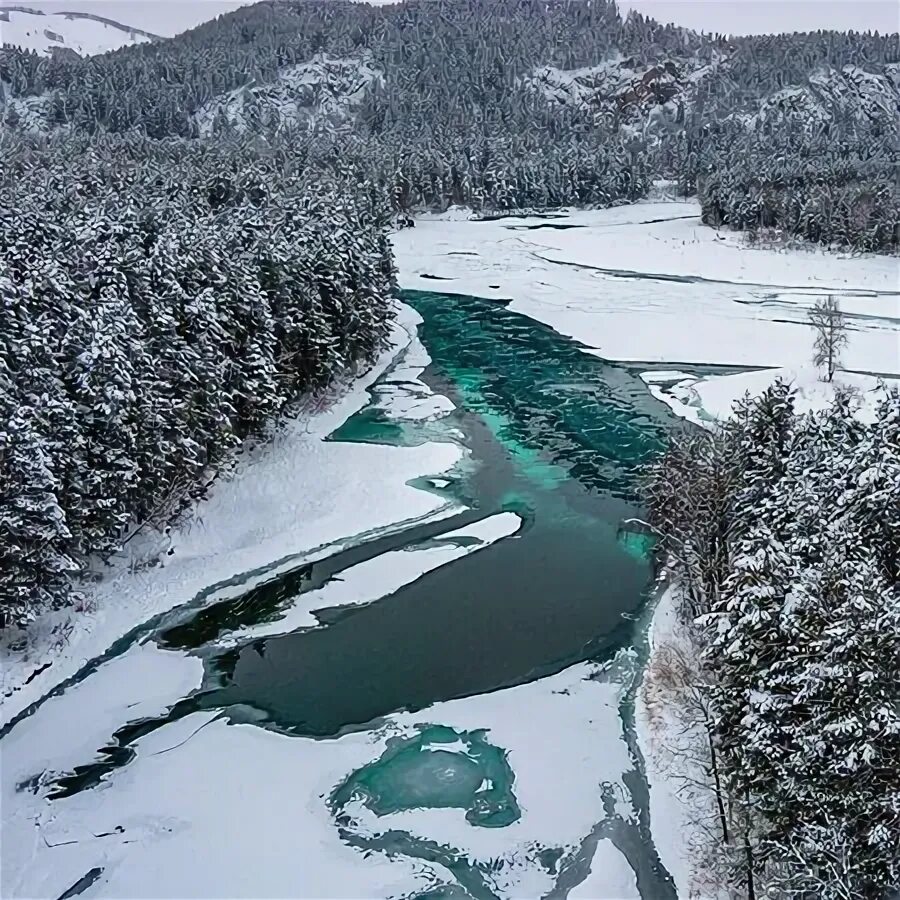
top-left (642, 427), bottom-right (742, 622)
top-left (808, 295), bottom-right (848, 383)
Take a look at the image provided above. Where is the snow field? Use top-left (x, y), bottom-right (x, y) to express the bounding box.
top-left (392, 202), bottom-right (900, 374)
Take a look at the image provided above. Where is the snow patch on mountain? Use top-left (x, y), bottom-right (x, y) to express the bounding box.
top-left (0, 6), bottom-right (158, 56)
top-left (193, 54), bottom-right (383, 136)
top-left (525, 53), bottom-right (898, 141)
top-left (522, 52), bottom-right (724, 139)
top-left (753, 64), bottom-right (900, 132)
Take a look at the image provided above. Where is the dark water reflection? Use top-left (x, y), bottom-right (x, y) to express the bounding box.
top-left (188, 291), bottom-right (676, 734)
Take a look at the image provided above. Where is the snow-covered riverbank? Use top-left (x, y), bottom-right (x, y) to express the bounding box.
top-left (0, 304), bottom-right (461, 730)
top-left (634, 583), bottom-right (732, 900)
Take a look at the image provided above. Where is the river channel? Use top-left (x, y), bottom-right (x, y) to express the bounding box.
top-left (7, 290), bottom-right (684, 899)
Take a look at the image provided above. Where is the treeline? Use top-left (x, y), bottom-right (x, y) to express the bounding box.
top-left (0, 0), bottom-right (675, 136)
top-left (697, 127), bottom-right (899, 252)
top-left (1, 0), bottom-right (898, 246)
top-left (0, 133), bottom-right (395, 626)
top-left (646, 383), bottom-right (900, 898)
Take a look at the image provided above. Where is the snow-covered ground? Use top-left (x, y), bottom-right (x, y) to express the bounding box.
top-left (642, 365), bottom-right (897, 427)
top-left (0, 7), bottom-right (156, 56)
top-left (0, 304), bottom-right (460, 729)
top-left (1, 639), bottom-right (639, 899)
top-left (634, 585), bottom-right (724, 900)
top-left (569, 838), bottom-right (640, 900)
top-left (392, 202), bottom-right (900, 374)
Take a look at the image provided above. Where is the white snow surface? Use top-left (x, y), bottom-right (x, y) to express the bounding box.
top-left (2, 644), bottom-right (639, 899)
top-left (20, 1), bottom-right (253, 40)
top-left (391, 202), bottom-right (900, 374)
top-left (569, 838), bottom-right (641, 899)
top-left (0, 303), bottom-right (461, 729)
top-left (351, 662), bottom-right (633, 884)
top-left (0, 7), bottom-right (155, 56)
top-left (634, 585), bottom-right (725, 900)
top-left (645, 365), bottom-right (899, 427)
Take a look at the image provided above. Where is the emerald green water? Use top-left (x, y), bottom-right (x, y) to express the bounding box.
top-left (46, 290), bottom-right (680, 898)
top-left (331, 724), bottom-right (520, 828)
top-left (174, 292), bottom-right (672, 736)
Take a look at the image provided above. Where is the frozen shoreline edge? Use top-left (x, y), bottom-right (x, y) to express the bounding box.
top-left (0, 301), bottom-right (461, 731)
top-left (634, 582), bottom-right (716, 899)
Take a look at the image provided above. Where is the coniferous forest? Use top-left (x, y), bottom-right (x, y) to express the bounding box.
top-left (0, 0), bottom-right (897, 626)
top-left (645, 384), bottom-right (900, 898)
top-left (1, 5), bottom-right (899, 897)
top-left (1, 136), bottom-right (396, 622)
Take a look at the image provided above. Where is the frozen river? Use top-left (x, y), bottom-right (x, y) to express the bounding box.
top-left (4, 203), bottom-right (896, 899)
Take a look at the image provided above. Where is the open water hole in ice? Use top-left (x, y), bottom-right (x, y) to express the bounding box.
top-left (44, 291), bottom-right (683, 897)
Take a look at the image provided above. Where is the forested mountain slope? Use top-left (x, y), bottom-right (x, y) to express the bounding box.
top-left (1, 0), bottom-right (898, 247)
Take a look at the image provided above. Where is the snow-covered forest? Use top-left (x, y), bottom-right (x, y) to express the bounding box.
top-left (1, 5), bottom-right (898, 899)
top-left (644, 383), bottom-right (900, 898)
top-left (1, 135), bottom-right (396, 624)
top-left (3, 0), bottom-right (899, 245)
top-left (0, 0), bottom-right (897, 621)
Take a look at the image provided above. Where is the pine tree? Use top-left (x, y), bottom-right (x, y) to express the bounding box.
top-left (764, 536), bottom-right (900, 898)
top-left (0, 374), bottom-right (77, 625)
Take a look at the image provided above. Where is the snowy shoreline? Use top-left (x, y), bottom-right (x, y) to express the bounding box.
top-left (635, 584), bottom-right (706, 898)
top-left (0, 302), bottom-right (462, 731)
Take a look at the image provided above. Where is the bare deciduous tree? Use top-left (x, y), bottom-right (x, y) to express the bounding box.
top-left (642, 427), bottom-right (741, 621)
top-left (808, 295), bottom-right (848, 383)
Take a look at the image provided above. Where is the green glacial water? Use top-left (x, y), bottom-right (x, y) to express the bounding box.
top-left (331, 724), bottom-right (521, 828)
top-left (48, 290), bottom-right (680, 898)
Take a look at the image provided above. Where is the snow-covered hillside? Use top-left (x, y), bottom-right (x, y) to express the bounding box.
top-left (754, 64), bottom-right (900, 132)
top-left (193, 54), bottom-right (383, 135)
top-left (0, 6), bottom-right (159, 56)
top-left (522, 53), bottom-right (712, 134)
top-left (525, 53), bottom-right (899, 140)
